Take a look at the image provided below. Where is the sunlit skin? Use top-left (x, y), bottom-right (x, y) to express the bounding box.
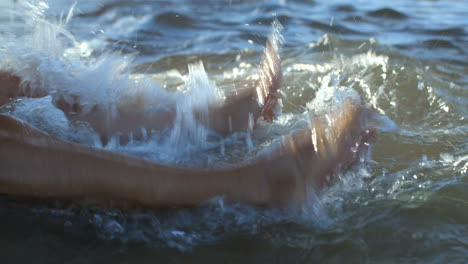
top-left (0, 41), bottom-right (278, 143)
top-left (0, 35), bottom-right (375, 209)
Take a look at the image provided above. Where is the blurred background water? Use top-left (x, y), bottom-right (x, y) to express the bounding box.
top-left (0, 0), bottom-right (467, 263)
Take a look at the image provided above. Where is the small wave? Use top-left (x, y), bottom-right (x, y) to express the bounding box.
top-left (76, 4), bottom-right (114, 18)
top-left (420, 27), bottom-right (466, 37)
top-left (308, 34), bottom-right (378, 52)
top-left (308, 20), bottom-right (364, 35)
top-left (252, 15), bottom-right (291, 26)
top-left (366, 8), bottom-right (408, 19)
top-left (422, 39), bottom-right (460, 50)
top-left (332, 4), bottom-right (357, 13)
top-left (153, 11), bottom-right (198, 29)
top-left (343, 15), bottom-right (370, 23)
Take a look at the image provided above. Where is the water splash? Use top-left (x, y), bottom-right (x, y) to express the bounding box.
top-left (0, 1), bottom-right (148, 118)
top-left (0, 1), bottom-right (388, 251)
top-left (8, 96), bottom-right (70, 138)
top-left (167, 61), bottom-right (225, 156)
top-left (1, 1), bottom-right (229, 165)
top-left (306, 74), bottom-right (362, 115)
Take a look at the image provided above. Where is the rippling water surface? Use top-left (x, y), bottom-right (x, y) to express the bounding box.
top-left (0, 0), bottom-right (467, 263)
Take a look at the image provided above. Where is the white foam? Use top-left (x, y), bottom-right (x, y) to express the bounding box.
top-left (0, 2), bottom-right (231, 165)
top-left (10, 96), bottom-right (70, 139)
top-left (306, 74), bottom-right (361, 115)
top-left (166, 62), bottom-right (225, 155)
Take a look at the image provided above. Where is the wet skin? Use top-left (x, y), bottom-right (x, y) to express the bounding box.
top-left (0, 35), bottom-right (375, 209)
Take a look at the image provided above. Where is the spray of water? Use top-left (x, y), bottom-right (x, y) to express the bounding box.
top-left (1, 1), bottom-right (233, 164)
top-left (0, 1), bottom-right (388, 251)
top-left (166, 61), bottom-right (225, 156)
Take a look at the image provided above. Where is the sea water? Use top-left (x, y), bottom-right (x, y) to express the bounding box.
top-left (0, 0), bottom-right (466, 263)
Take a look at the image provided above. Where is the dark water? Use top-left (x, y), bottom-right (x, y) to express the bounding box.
top-left (0, 0), bottom-right (467, 263)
